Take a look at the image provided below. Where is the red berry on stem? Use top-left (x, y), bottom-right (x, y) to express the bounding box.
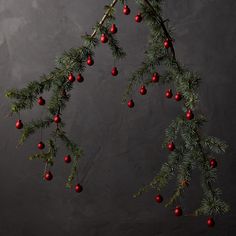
top-left (68, 73), bottom-right (75, 83)
top-left (38, 96), bottom-right (45, 106)
top-left (135, 13), bottom-right (142, 23)
top-left (110, 24), bottom-right (117, 34)
top-left (139, 85), bottom-right (147, 95)
top-left (174, 206), bottom-right (183, 216)
top-left (164, 39), bottom-right (171, 49)
top-left (75, 184), bottom-right (83, 193)
top-left (207, 217), bottom-right (215, 227)
top-left (175, 92), bottom-right (182, 101)
top-left (77, 73), bottom-right (84, 83)
top-left (127, 99), bottom-right (134, 108)
top-left (87, 55), bottom-right (94, 66)
top-left (210, 159), bottom-right (217, 168)
top-left (186, 109), bottom-right (194, 120)
top-left (165, 89), bottom-right (173, 98)
top-left (167, 142), bottom-right (175, 151)
top-left (100, 33), bottom-right (108, 43)
top-left (111, 67), bottom-right (118, 76)
top-left (44, 171), bottom-right (53, 181)
top-left (64, 155), bottom-right (71, 163)
top-left (123, 5), bottom-right (130, 15)
top-left (155, 194), bottom-right (163, 203)
top-left (152, 73), bottom-right (159, 83)
top-left (38, 141), bottom-right (45, 150)
top-left (16, 120), bottom-right (23, 129)
top-left (54, 114), bottom-right (61, 124)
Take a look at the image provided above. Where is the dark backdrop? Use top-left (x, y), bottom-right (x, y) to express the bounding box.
top-left (0, 0), bottom-right (235, 235)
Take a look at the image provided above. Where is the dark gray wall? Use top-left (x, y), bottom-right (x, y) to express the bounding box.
top-left (0, 0), bottom-right (235, 235)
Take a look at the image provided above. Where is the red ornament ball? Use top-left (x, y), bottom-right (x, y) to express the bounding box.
top-left (110, 24), bottom-right (118, 34)
top-left (54, 114), bottom-right (61, 124)
top-left (38, 96), bottom-right (45, 106)
top-left (100, 33), bottom-right (108, 43)
top-left (111, 67), bottom-right (118, 76)
top-left (68, 73), bottom-right (75, 83)
top-left (123, 5), bottom-right (130, 15)
top-left (186, 109), bottom-right (194, 120)
top-left (167, 142), bottom-right (175, 151)
top-left (15, 119), bottom-right (23, 129)
top-left (135, 13), bottom-right (142, 23)
top-left (207, 217), bottom-right (215, 227)
top-left (155, 194), bottom-right (163, 203)
top-left (210, 159), bottom-right (217, 168)
top-left (77, 73), bottom-right (84, 83)
top-left (64, 155), bottom-right (71, 164)
top-left (75, 184), bottom-right (83, 193)
top-left (164, 39), bottom-right (171, 49)
top-left (37, 141), bottom-right (45, 150)
top-left (127, 99), bottom-right (134, 108)
top-left (44, 171), bottom-right (53, 181)
top-left (174, 206), bottom-right (183, 217)
top-left (175, 92), bottom-right (182, 101)
top-left (165, 89), bottom-right (173, 98)
top-left (139, 85), bottom-right (147, 95)
top-left (152, 73), bottom-right (159, 83)
top-left (87, 56), bottom-right (94, 66)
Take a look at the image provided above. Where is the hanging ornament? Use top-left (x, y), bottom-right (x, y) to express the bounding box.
top-left (164, 39), bottom-right (171, 49)
top-left (186, 109), bottom-right (194, 120)
top-left (54, 114), bottom-right (61, 124)
top-left (210, 159), bottom-right (217, 168)
top-left (64, 155), bottom-right (71, 164)
top-left (44, 171), bottom-right (53, 181)
top-left (167, 142), bottom-right (175, 151)
top-left (155, 194), bottom-right (163, 203)
top-left (174, 206), bottom-right (183, 216)
top-left (87, 55), bottom-right (94, 66)
top-left (135, 13), bottom-right (142, 23)
top-left (123, 5), bottom-right (130, 15)
top-left (165, 89), bottom-right (173, 98)
top-left (139, 85), bottom-right (147, 95)
top-left (38, 96), bottom-right (45, 106)
top-left (174, 92), bottom-right (182, 101)
top-left (77, 73), bottom-right (84, 83)
top-left (37, 141), bottom-right (45, 150)
top-left (127, 99), bottom-right (134, 108)
top-left (152, 73), bottom-right (159, 83)
top-left (75, 184), bottom-right (83, 193)
top-left (110, 24), bottom-right (118, 34)
top-left (207, 217), bottom-right (215, 227)
top-left (15, 119), bottom-right (23, 129)
top-left (111, 67), bottom-right (118, 76)
top-left (68, 73), bottom-right (75, 83)
top-left (100, 33), bottom-right (108, 43)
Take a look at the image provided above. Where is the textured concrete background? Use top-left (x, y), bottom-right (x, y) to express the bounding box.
top-left (0, 0), bottom-right (235, 235)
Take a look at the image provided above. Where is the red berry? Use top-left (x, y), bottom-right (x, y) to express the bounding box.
top-left (38, 96), bottom-right (45, 106)
top-left (167, 142), bottom-right (175, 151)
top-left (37, 141), bottom-right (45, 150)
top-left (165, 89), bottom-right (173, 98)
top-left (135, 13), bottom-right (142, 23)
top-left (15, 120), bottom-right (23, 129)
top-left (75, 184), bottom-right (83, 193)
top-left (175, 92), bottom-right (182, 101)
top-left (44, 171), bottom-right (53, 181)
top-left (186, 109), bottom-right (194, 120)
top-left (64, 155), bottom-right (71, 163)
top-left (110, 24), bottom-right (117, 34)
top-left (210, 159), bottom-right (217, 168)
top-left (68, 73), bottom-right (75, 82)
top-left (100, 33), bottom-right (108, 43)
top-left (87, 56), bottom-right (94, 66)
top-left (139, 85), bottom-right (147, 95)
top-left (155, 194), bottom-right (163, 203)
top-left (54, 114), bottom-right (61, 124)
top-left (174, 206), bottom-right (183, 216)
top-left (207, 217), bottom-right (215, 227)
top-left (123, 5), bottom-right (130, 15)
top-left (77, 73), bottom-right (84, 83)
top-left (111, 67), bottom-right (118, 76)
top-left (152, 73), bottom-right (159, 83)
top-left (164, 39), bottom-right (171, 49)
top-left (127, 99), bottom-right (134, 108)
